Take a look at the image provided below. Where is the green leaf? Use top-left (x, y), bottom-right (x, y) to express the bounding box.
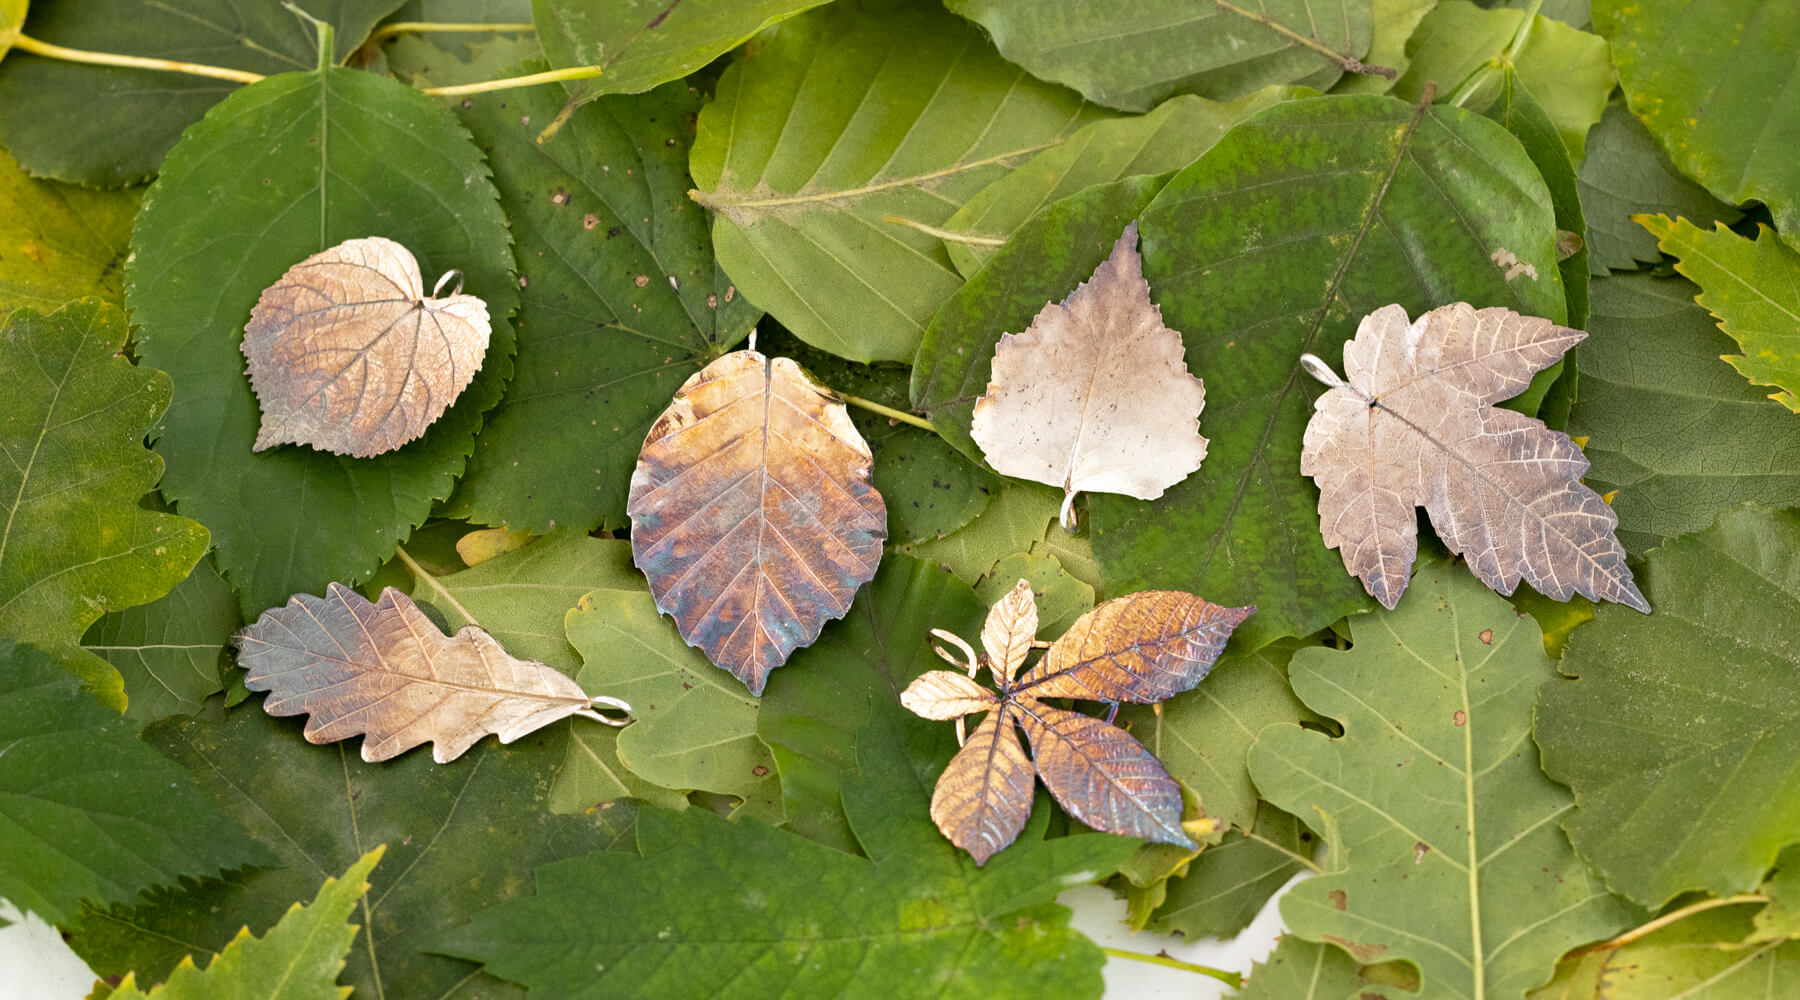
top-left (444, 75), bottom-right (757, 534)
top-left (1750, 846), bottom-right (1800, 945)
top-left (1148, 802), bottom-right (1315, 939)
top-left (0, 0), bottom-right (404, 184)
top-left (896, 481), bottom-right (1064, 581)
top-left (106, 848), bottom-right (380, 1000)
top-left (1568, 274), bottom-right (1800, 553)
top-left (1587, 907), bottom-right (1800, 1000)
top-left (1594, 0), bottom-right (1800, 239)
top-left (438, 713), bottom-right (1140, 998)
top-left (400, 529), bottom-right (687, 812)
top-left (1395, 0), bottom-right (1613, 164)
top-left (0, 146), bottom-right (136, 313)
top-left (974, 551), bottom-right (1093, 640)
top-left (1236, 936), bottom-right (1370, 1000)
top-left (944, 0), bottom-right (1375, 110)
top-left (1475, 0), bottom-right (1591, 27)
top-left (127, 65), bottom-right (517, 618)
top-left (68, 702), bottom-right (635, 1000)
top-left (1576, 103), bottom-right (1742, 275)
top-left (0, 302), bottom-right (208, 704)
top-left (1537, 505), bottom-right (1800, 908)
top-left (1249, 558), bottom-right (1637, 998)
top-left (690, 1), bottom-right (1107, 363)
top-left (1639, 215), bottom-right (1800, 412)
top-left (566, 587), bottom-right (782, 822)
top-left (1329, 0), bottom-right (1436, 96)
top-left (376, 0), bottom-right (540, 88)
top-left (1090, 95), bottom-right (1566, 648)
top-left (0, 0), bottom-right (21, 61)
top-left (83, 553), bottom-right (238, 723)
top-left (0, 639), bottom-right (271, 926)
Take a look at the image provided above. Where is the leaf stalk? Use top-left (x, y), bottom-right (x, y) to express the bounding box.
top-left (367, 21), bottom-right (536, 43)
top-left (841, 393), bottom-right (936, 432)
top-left (420, 64), bottom-right (606, 97)
top-left (1100, 947), bottom-right (1241, 987)
top-left (8, 34), bottom-right (266, 83)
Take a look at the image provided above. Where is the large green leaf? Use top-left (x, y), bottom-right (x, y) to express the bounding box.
top-left (0, 639), bottom-right (270, 926)
top-left (438, 713), bottom-right (1140, 999)
top-left (1594, 0), bottom-right (1800, 239)
top-left (0, 147), bottom-right (136, 313)
top-left (1236, 936), bottom-right (1373, 1000)
top-left (944, 0), bottom-right (1377, 110)
top-left (1639, 215), bottom-right (1800, 412)
top-left (1249, 559), bottom-right (1637, 998)
top-left (1147, 803), bottom-right (1315, 939)
top-left (1576, 103), bottom-right (1742, 275)
top-left (127, 64), bottom-right (517, 618)
top-left (1569, 274), bottom-right (1800, 553)
top-left (445, 75), bottom-right (757, 534)
top-left (1090, 95), bottom-right (1566, 647)
top-left (1559, 907), bottom-right (1800, 1000)
top-left (107, 849), bottom-right (380, 999)
top-left (1537, 505), bottom-right (1800, 907)
top-left (0, 302), bottom-right (208, 703)
top-left (68, 702), bottom-right (636, 1000)
top-left (690, 1), bottom-right (1106, 363)
top-left (83, 553), bottom-right (238, 723)
top-left (0, 0), bottom-right (404, 184)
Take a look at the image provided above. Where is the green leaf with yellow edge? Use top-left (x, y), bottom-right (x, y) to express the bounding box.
top-left (106, 849), bottom-right (381, 1000)
top-left (1249, 558), bottom-right (1637, 999)
top-left (0, 146), bottom-right (135, 314)
top-left (690, 1), bottom-right (1108, 363)
top-left (83, 553), bottom-right (238, 723)
top-left (0, 301), bottom-right (208, 705)
top-left (1537, 505), bottom-right (1800, 908)
top-left (1639, 215), bottom-right (1800, 412)
top-left (1576, 103), bottom-right (1742, 275)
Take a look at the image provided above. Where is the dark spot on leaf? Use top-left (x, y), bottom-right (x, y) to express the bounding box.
top-left (1324, 935), bottom-right (1386, 962)
top-left (1330, 889), bottom-right (1347, 910)
top-left (1414, 841), bottom-right (1429, 864)
top-left (1479, 628), bottom-right (1494, 644)
top-left (752, 765), bottom-right (769, 777)
top-left (1453, 710), bottom-right (1466, 726)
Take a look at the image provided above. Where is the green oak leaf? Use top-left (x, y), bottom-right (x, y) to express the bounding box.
top-left (1569, 274), bottom-right (1800, 554)
top-left (0, 639), bottom-right (271, 926)
top-left (1639, 215), bottom-right (1800, 412)
top-left (690, 1), bottom-right (1108, 363)
top-left (67, 702), bottom-right (636, 1000)
top-left (1329, 0), bottom-right (1436, 96)
top-left (444, 74), bottom-right (757, 534)
top-left (0, 147), bottom-right (136, 313)
top-left (896, 480), bottom-right (1101, 592)
top-left (83, 553), bottom-right (238, 723)
top-left (106, 849), bottom-right (380, 1000)
top-left (944, 0), bottom-right (1374, 110)
top-left (438, 713), bottom-right (1140, 999)
top-left (0, 0), bottom-right (405, 184)
top-left (127, 64), bottom-right (517, 618)
top-left (1147, 802), bottom-right (1316, 940)
top-left (1537, 505), bottom-right (1800, 908)
top-left (1089, 95), bottom-right (1565, 647)
top-left (1576, 103), bottom-right (1742, 275)
top-left (1594, 0), bottom-right (1800, 240)
top-left (1237, 936), bottom-right (1374, 1000)
top-left (0, 301), bottom-right (208, 705)
top-left (974, 550), bottom-right (1093, 641)
top-left (1250, 558), bottom-right (1638, 998)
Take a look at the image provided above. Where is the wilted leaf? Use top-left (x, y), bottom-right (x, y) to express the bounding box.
top-left (1300, 301), bottom-right (1647, 612)
top-left (241, 237), bottom-right (491, 458)
top-left (1576, 103), bottom-right (1742, 274)
top-left (971, 222), bottom-right (1208, 523)
top-left (236, 584), bottom-right (624, 764)
top-left (0, 145), bottom-right (136, 313)
top-left (1536, 505), bottom-right (1800, 907)
top-left (902, 581), bottom-right (1252, 863)
top-left (627, 348), bottom-right (887, 695)
top-left (84, 553), bottom-right (239, 723)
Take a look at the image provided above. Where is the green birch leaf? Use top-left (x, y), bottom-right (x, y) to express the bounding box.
top-left (0, 302), bottom-right (208, 704)
top-left (690, 1), bottom-right (1107, 363)
top-left (1569, 274), bottom-right (1800, 554)
top-left (1537, 505), bottom-right (1800, 908)
top-left (445, 74), bottom-right (757, 534)
top-left (0, 639), bottom-right (271, 926)
top-left (0, 0), bottom-right (405, 184)
top-left (1237, 936), bottom-right (1371, 1000)
top-left (127, 64), bottom-right (517, 618)
top-left (1089, 95), bottom-right (1565, 648)
top-left (1329, 0), bottom-right (1437, 96)
top-left (1594, 0), bottom-right (1800, 239)
top-left (106, 849), bottom-right (380, 1000)
top-left (1576, 103), bottom-right (1742, 275)
top-left (1639, 215), bottom-right (1800, 412)
top-left (944, 0), bottom-right (1376, 110)
top-left (0, 147), bottom-right (136, 313)
top-left (1250, 558), bottom-right (1638, 998)
top-left (1148, 803), bottom-right (1314, 939)
top-left (83, 553), bottom-right (238, 723)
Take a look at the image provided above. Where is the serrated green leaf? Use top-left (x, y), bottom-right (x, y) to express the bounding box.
top-left (83, 553), bottom-right (238, 723)
top-left (1236, 936), bottom-right (1369, 1000)
top-left (127, 65), bottom-right (516, 618)
top-left (1329, 0), bottom-right (1436, 96)
top-left (378, 0), bottom-right (540, 88)
top-left (445, 75), bottom-right (757, 534)
top-left (0, 639), bottom-right (270, 926)
top-left (1576, 103), bottom-right (1742, 274)
top-left (1594, 0), bottom-right (1800, 240)
top-left (0, 0), bottom-right (404, 184)
top-left (1149, 802), bottom-right (1315, 940)
top-left (1569, 274), bottom-right (1800, 553)
top-left (0, 301), bottom-right (208, 704)
top-left (1088, 95), bottom-right (1565, 648)
top-left (0, 147), bottom-right (136, 313)
top-left (1639, 215), bottom-right (1800, 412)
top-left (690, 1), bottom-right (1108, 363)
top-left (945, 0), bottom-right (1374, 110)
top-left (107, 848), bottom-right (380, 1000)
top-left (1537, 505), bottom-right (1800, 908)
top-left (1250, 559), bottom-right (1637, 999)
top-left (67, 702), bottom-right (635, 1000)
